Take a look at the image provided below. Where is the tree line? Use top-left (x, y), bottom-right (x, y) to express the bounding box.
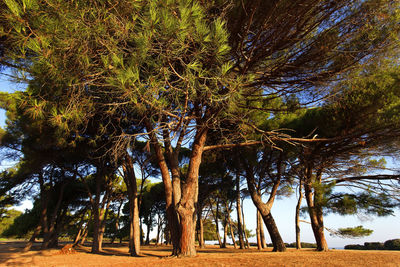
top-left (0, 0), bottom-right (399, 257)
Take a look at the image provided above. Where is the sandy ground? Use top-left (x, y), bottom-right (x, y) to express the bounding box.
top-left (1, 241), bottom-right (400, 267)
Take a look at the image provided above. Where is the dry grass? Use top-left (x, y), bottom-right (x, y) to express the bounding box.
top-left (1, 241), bottom-right (400, 267)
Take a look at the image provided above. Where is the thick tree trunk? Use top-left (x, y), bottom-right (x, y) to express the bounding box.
top-left (304, 182), bottom-right (329, 251)
top-left (295, 180), bottom-right (303, 250)
top-left (262, 212), bottom-right (286, 252)
top-left (177, 208), bottom-right (197, 257)
top-left (236, 175), bottom-right (245, 249)
top-left (123, 155), bottom-right (141, 256)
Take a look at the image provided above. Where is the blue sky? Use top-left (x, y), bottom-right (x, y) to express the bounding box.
top-left (1, 76), bottom-right (399, 248)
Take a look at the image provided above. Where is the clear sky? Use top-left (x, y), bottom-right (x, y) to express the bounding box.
top-left (1, 75), bottom-right (399, 249)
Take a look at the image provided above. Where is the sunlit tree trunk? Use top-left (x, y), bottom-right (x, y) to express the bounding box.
top-left (295, 180), bottom-right (303, 250)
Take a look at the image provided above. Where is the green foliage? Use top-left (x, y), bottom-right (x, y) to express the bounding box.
top-left (335, 226), bottom-right (373, 239)
top-left (384, 239), bottom-right (400, 250)
top-left (0, 208), bottom-right (22, 236)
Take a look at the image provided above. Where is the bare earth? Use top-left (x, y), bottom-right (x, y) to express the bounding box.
top-left (1, 242), bottom-right (400, 267)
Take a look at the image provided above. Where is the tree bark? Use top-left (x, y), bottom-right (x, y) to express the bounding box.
top-left (241, 198), bottom-right (250, 249)
top-left (211, 199), bottom-right (223, 248)
top-left (304, 181), bottom-right (329, 251)
top-left (244, 167), bottom-right (286, 252)
top-left (236, 174), bottom-right (245, 249)
top-left (259, 211), bottom-right (267, 248)
top-left (295, 180), bottom-right (303, 250)
top-left (145, 121), bottom-right (180, 255)
top-left (256, 211), bottom-right (262, 250)
top-left (91, 172), bottom-right (103, 253)
top-left (122, 155), bottom-right (141, 256)
top-left (197, 208), bottom-right (205, 248)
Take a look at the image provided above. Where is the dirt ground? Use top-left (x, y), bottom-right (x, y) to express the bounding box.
top-left (1, 241), bottom-right (400, 267)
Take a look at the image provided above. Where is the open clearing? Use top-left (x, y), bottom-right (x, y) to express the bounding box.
top-left (1, 241), bottom-right (400, 267)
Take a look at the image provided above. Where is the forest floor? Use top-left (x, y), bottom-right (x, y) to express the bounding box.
top-left (1, 241), bottom-right (400, 267)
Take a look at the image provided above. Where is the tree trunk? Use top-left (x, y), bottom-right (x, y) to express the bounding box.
top-left (262, 212), bottom-right (286, 252)
top-left (295, 180), bottom-right (303, 250)
top-left (241, 198), bottom-right (250, 249)
top-left (24, 224), bottom-right (41, 252)
top-left (145, 121), bottom-right (180, 255)
top-left (145, 222), bottom-right (151, 245)
top-left (91, 173), bottom-right (102, 253)
top-left (304, 182), bottom-right (329, 251)
top-left (197, 208), bottom-right (205, 248)
top-left (259, 212), bottom-right (267, 248)
top-left (256, 211), bottom-right (262, 250)
top-left (236, 175), bottom-right (245, 249)
top-left (222, 219), bottom-right (228, 248)
top-left (212, 200), bottom-right (223, 248)
top-left (123, 155), bottom-right (141, 256)
top-left (244, 168), bottom-right (286, 252)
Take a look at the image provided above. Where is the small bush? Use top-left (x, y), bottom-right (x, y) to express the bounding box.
top-left (384, 239), bottom-right (400, 250)
top-left (344, 244), bottom-right (364, 250)
top-left (364, 242), bottom-right (384, 250)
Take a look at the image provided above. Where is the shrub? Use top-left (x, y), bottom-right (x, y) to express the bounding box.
top-left (364, 242), bottom-right (384, 250)
top-left (344, 244), bottom-right (364, 250)
top-left (384, 239), bottom-right (400, 250)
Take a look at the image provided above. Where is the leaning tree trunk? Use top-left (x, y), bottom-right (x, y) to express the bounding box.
top-left (244, 169), bottom-right (286, 252)
top-left (295, 180), bottom-right (303, 250)
top-left (304, 182), bottom-right (329, 251)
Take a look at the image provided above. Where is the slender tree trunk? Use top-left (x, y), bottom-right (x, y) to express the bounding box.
top-left (241, 198), bottom-right (250, 249)
top-left (259, 212), bottom-right (267, 248)
top-left (295, 180), bottom-right (303, 250)
top-left (222, 219), bottom-right (228, 248)
top-left (197, 208), bottom-right (205, 248)
top-left (91, 173), bottom-right (102, 253)
top-left (145, 222), bottom-right (151, 245)
top-left (111, 200), bottom-right (123, 244)
top-left (236, 175), bottom-right (245, 249)
top-left (304, 182), bottom-right (329, 251)
top-left (24, 224), bottom-right (41, 252)
top-left (227, 215), bottom-right (237, 249)
top-left (156, 214), bottom-right (161, 245)
top-left (212, 200), bottom-right (223, 248)
top-left (256, 211), bottom-right (262, 250)
top-left (79, 226), bottom-right (88, 246)
top-left (145, 121), bottom-right (180, 255)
